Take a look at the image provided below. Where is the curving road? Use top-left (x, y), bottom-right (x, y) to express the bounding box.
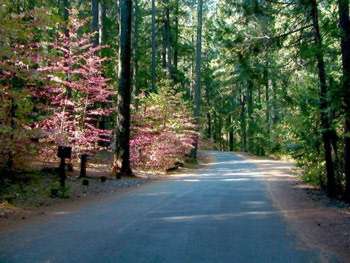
top-left (0, 152), bottom-right (334, 262)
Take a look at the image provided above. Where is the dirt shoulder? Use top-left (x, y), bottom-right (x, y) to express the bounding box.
top-left (0, 153), bottom-right (210, 232)
top-left (236, 152), bottom-right (350, 261)
top-left (0, 174), bottom-right (154, 232)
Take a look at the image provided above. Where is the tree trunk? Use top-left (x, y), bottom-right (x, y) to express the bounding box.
top-left (91, 0), bottom-right (99, 46)
top-left (191, 0), bottom-right (203, 159)
top-left (194, 0), bottom-right (203, 121)
top-left (229, 115), bottom-right (234, 151)
top-left (310, 0), bottom-right (336, 197)
top-left (99, 1), bottom-right (105, 45)
top-left (161, 0), bottom-right (167, 69)
top-left (190, 33), bottom-right (195, 100)
top-left (151, 0), bottom-right (157, 92)
top-left (162, 0), bottom-right (172, 76)
top-left (62, 0), bottom-right (71, 99)
top-left (115, 1), bottom-right (120, 76)
top-left (62, 0), bottom-right (69, 25)
top-left (218, 116), bottom-right (223, 150)
top-left (338, 0), bottom-right (350, 200)
top-left (247, 80), bottom-right (254, 153)
top-left (264, 64), bottom-right (270, 139)
top-left (173, 0), bottom-right (179, 72)
top-left (240, 86), bottom-right (247, 152)
top-left (207, 112), bottom-right (212, 139)
top-left (133, 0), bottom-right (140, 104)
top-left (213, 111), bottom-right (217, 143)
top-left (114, 0), bottom-right (133, 178)
top-left (204, 80), bottom-right (212, 139)
top-left (271, 79), bottom-right (278, 125)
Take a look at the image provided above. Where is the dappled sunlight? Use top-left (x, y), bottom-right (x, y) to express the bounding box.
top-left (137, 192), bottom-right (172, 197)
top-left (202, 160), bottom-right (251, 166)
top-left (166, 152), bottom-right (299, 184)
top-left (157, 207), bottom-right (337, 223)
top-left (182, 179), bottom-right (201, 182)
top-left (159, 211), bottom-right (276, 222)
top-left (168, 177), bottom-right (294, 183)
top-left (221, 178), bottom-right (251, 182)
top-left (213, 172), bottom-right (266, 177)
top-left (242, 201), bottom-right (267, 208)
top-left (51, 211), bottom-right (72, 216)
top-left (170, 172), bottom-right (200, 178)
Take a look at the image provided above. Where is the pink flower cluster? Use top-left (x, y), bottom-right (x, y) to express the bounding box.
top-left (130, 92), bottom-right (198, 170)
top-left (34, 10), bottom-right (113, 158)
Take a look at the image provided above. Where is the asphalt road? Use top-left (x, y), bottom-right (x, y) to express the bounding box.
top-left (0, 152), bottom-right (332, 262)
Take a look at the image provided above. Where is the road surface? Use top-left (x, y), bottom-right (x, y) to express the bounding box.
top-left (0, 152), bottom-right (337, 262)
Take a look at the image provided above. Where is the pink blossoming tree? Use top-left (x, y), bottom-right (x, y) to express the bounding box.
top-left (130, 80), bottom-right (198, 170)
top-left (36, 9), bottom-right (113, 159)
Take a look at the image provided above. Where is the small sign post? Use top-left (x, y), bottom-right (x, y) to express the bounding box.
top-left (57, 146), bottom-right (72, 188)
top-left (80, 154), bottom-right (88, 178)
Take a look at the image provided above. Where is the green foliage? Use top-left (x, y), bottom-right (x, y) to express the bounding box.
top-left (199, 0), bottom-right (347, 196)
top-left (299, 156), bottom-right (325, 187)
top-left (131, 79), bottom-right (197, 170)
top-left (49, 182), bottom-right (70, 199)
top-left (0, 2), bottom-right (55, 171)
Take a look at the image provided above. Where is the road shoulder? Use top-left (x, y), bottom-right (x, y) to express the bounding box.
top-left (235, 152), bottom-right (350, 261)
top-left (0, 152), bottom-right (211, 233)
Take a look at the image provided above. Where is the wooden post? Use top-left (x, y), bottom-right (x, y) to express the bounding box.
top-left (80, 154), bottom-right (88, 178)
top-left (59, 157), bottom-right (66, 188)
top-left (57, 146), bottom-right (72, 188)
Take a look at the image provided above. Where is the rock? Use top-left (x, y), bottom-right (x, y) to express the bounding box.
top-left (174, 161), bottom-right (184, 168)
top-left (82, 179), bottom-right (89, 186)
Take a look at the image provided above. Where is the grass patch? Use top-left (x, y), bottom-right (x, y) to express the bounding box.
top-left (0, 170), bottom-right (67, 208)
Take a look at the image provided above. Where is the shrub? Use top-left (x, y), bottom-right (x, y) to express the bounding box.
top-left (130, 81), bottom-right (197, 170)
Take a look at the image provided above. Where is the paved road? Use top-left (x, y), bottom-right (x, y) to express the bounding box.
top-left (0, 152), bottom-right (332, 262)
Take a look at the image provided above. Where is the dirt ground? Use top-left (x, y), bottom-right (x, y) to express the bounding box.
top-left (0, 152), bottom-right (209, 231)
top-left (0, 174), bottom-right (153, 231)
top-left (236, 152), bottom-right (350, 261)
